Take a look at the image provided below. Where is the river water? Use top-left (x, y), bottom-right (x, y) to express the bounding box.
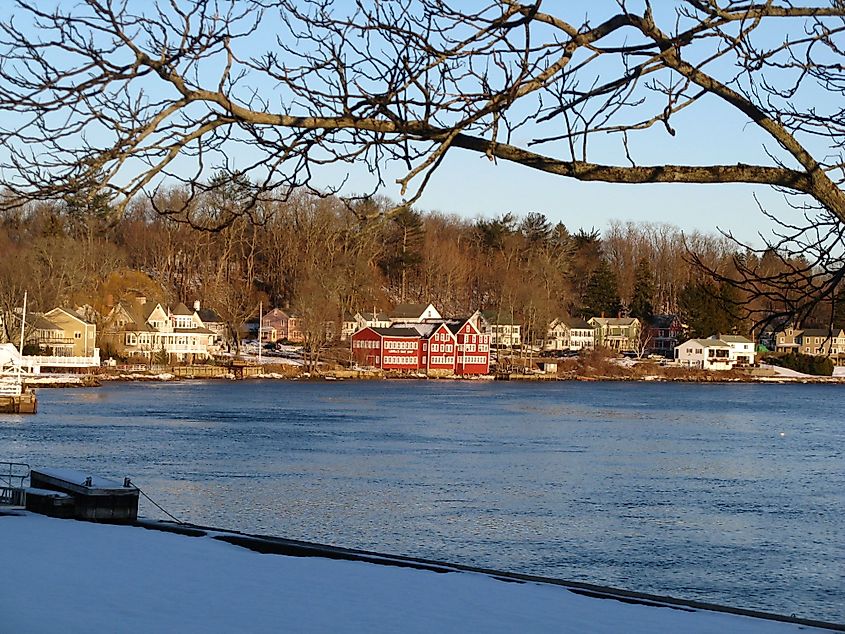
top-left (2, 380), bottom-right (843, 622)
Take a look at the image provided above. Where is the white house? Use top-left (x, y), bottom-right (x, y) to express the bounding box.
top-left (674, 338), bottom-right (733, 370)
top-left (714, 335), bottom-right (756, 366)
top-left (545, 318), bottom-right (595, 351)
top-left (341, 310), bottom-right (392, 340)
top-left (480, 311), bottom-right (522, 348)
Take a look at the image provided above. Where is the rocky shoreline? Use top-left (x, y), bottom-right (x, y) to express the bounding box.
top-left (20, 364), bottom-right (845, 388)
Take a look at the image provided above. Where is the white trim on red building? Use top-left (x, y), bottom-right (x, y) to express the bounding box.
top-left (351, 317), bottom-right (491, 375)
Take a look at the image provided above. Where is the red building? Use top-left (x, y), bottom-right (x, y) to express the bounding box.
top-left (647, 314), bottom-right (685, 357)
top-left (351, 317), bottom-right (490, 375)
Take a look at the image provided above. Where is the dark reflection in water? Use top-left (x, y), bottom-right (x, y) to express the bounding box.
top-left (2, 380), bottom-right (843, 622)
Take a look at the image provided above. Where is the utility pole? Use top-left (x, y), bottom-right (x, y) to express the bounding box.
top-left (19, 291), bottom-right (27, 354)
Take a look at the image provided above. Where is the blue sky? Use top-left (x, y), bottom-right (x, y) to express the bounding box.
top-left (3, 0), bottom-right (833, 245)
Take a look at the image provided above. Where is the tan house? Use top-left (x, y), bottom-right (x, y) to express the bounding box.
top-left (43, 307), bottom-right (97, 357)
top-left (26, 314), bottom-right (69, 355)
top-left (775, 325), bottom-right (845, 360)
top-left (194, 301), bottom-right (227, 347)
top-left (102, 297), bottom-right (215, 362)
top-left (588, 317), bottom-right (641, 352)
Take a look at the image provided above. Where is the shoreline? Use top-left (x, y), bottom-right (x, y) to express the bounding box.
top-left (20, 367), bottom-right (845, 388)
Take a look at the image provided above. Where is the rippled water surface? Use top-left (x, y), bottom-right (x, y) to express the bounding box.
top-left (2, 380), bottom-right (843, 622)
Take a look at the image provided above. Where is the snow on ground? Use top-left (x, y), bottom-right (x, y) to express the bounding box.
top-left (0, 512), bottom-right (833, 634)
top-left (758, 363), bottom-right (830, 379)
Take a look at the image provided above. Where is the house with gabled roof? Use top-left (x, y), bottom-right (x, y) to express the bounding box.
top-left (25, 314), bottom-right (68, 355)
top-left (646, 314), bottom-right (684, 357)
top-left (350, 314), bottom-right (490, 375)
top-left (544, 317), bottom-right (595, 351)
top-left (675, 338), bottom-right (733, 370)
top-left (774, 324), bottom-right (845, 364)
top-left (39, 307), bottom-right (98, 357)
top-left (588, 316), bottom-right (641, 352)
top-left (101, 296), bottom-right (215, 363)
top-left (479, 310), bottom-right (521, 348)
top-left (341, 310), bottom-right (391, 341)
top-left (193, 301), bottom-right (226, 347)
top-left (388, 303), bottom-right (441, 324)
top-left (715, 334), bottom-right (756, 366)
top-left (261, 307), bottom-right (304, 343)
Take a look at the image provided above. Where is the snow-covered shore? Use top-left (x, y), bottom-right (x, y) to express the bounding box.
top-left (0, 512), bottom-right (837, 634)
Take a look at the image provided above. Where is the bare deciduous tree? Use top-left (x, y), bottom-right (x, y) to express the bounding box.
top-left (0, 2), bottom-right (841, 214)
top-left (2, 1), bottom-right (845, 325)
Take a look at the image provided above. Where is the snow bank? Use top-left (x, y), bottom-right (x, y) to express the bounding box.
top-left (0, 513), bottom-right (832, 634)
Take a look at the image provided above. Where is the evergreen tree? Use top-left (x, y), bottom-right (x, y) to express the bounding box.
top-left (679, 280), bottom-right (740, 338)
top-left (519, 212), bottom-right (552, 245)
top-left (581, 260), bottom-right (622, 318)
top-left (630, 257), bottom-right (654, 322)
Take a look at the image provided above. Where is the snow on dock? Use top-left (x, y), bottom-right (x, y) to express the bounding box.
top-left (0, 512), bottom-right (839, 634)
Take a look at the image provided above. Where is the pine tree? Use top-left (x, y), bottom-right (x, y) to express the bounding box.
top-left (679, 280), bottom-right (740, 338)
top-left (581, 260), bottom-right (622, 318)
top-left (630, 257), bottom-right (654, 322)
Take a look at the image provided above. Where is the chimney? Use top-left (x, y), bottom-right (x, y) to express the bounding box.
top-left (194, 300), bottom-right (201, 312)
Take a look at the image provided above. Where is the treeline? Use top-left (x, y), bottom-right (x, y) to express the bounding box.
top-left (0, 183), bottom-right (817, 347)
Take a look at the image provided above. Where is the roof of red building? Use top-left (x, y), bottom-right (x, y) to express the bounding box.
top-left (369, 327), bottom-right (423, 338)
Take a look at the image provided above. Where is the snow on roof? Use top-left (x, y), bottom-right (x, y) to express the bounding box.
top-left (31, 467), bottom-right (126, 489)
top-left (0, 513), bottom-right (830, 634)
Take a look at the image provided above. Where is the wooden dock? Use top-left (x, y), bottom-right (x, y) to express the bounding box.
top-left (0, 391), bottom-right (37, 414)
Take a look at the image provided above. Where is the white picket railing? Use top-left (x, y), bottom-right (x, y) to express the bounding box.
top-left (20, 349), bottom-right (100, 372)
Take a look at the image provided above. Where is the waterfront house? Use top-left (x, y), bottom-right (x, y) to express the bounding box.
top-left (479, 310), bottom-right (522, 348)
top-left (773, 325), bottom-right (845, 364)
top-left (674, 338), bottom-right (733, 370)
top-left (101, 296), bottom-right (215, 363)
top-left (193, 301), bottom-right (227, 349)
top-left (588, 317), bottom-right (641, 353)
top-left (796, 328), bottom-right (845, 356)
top-left (646, 314), bottom-right (684, 357)
top-left (43, 308), bottom-right (97, 357)
top-left (388, 303), bottom-right (441, 324)
top-left (774, 325), bottom-right (802, 354)
top-left (544, 317), bottom-right (595, 351)
top-left (715, 334), bottom-right (756, 366)
top-left (261, 308), bottom-right (304, 343)
top-left (351, 316), bottom-right (490, 375)
top-left (341, 310), bottom-right (391, 341)
top-left (26, 314), bottom-right (68, 355)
